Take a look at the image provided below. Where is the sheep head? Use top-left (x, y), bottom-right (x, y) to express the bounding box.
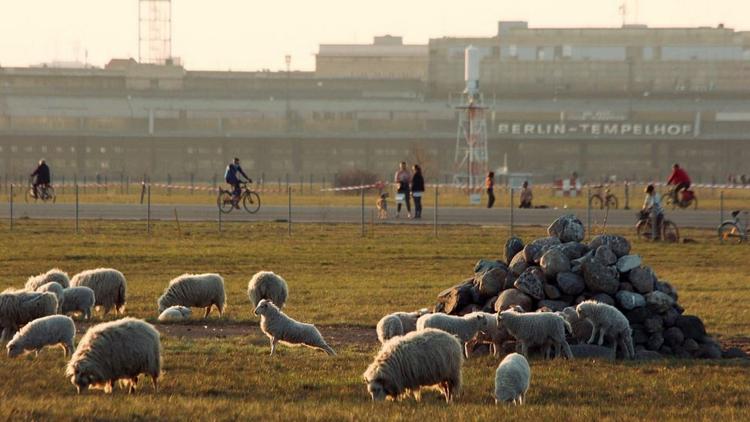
top-left (254, 299), bottom-right (276, 316)
top-left (6, 342), bottom-right (22, 358)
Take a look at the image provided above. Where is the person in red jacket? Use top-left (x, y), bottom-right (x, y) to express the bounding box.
top-left (667, 163), bottom-right (691, 203)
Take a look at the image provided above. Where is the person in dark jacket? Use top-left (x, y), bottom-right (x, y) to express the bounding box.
top-left (486, 171), bottom-right (495, 208)
top-left (410, 164), bottom-right (425, 219)
top-left (224, 157), bottom-right (251, 208)
top-left (30, 159), bottom-right (51, 199)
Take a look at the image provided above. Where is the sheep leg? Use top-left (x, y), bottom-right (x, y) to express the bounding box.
top-left (269, 338), bottom-right (277, 356)
top-left (105, 381), bottom-right (113, 394)
top-left (598, 327), bottom-right (607, 346)
top-left (561, 340), bottom-right (573, 359)
top-left (463, 342), bottom-right (471, 359)
top-left (520, 341), bottom-right (529, 357)
top-left (151, 375), bottom-right (159, 393)
top-left (491, 343), bottom-right (497, 357)
top-left (587, 325), bottom-right (598, 344)
top-left (128, 377), bottom-right (138, 394)
top-left (84, 308), bottom-right (91, 321)
top-left (555, 341), bottom-right (563, 360)
top-left (204, 306), bottom-right (211, 318)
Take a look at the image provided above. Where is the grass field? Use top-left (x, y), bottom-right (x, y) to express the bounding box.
top-left (0, 221), bottom-right (749, 421)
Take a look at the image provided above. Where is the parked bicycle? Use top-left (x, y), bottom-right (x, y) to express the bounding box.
top-left (589, 184), bottom-right (618, 210)
top-left (718, 210), bottom-right (748, 243)
top-left (635, 210), bottom-right (680, 242)
top-left (664, 186), bottom-right (698, 210)
top-left (25, 183), bottom-right (56, 203)
top-left (217, 182), bottom-right (261, 214)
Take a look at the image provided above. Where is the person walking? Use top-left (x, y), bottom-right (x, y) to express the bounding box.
top-left (411, 164), bottom-right (425, 219)
top-left (394, 161), bottom-right (411, 218)
top-left (519, 180), bottom-right (533, 208)
top-left (485, 171), bottom-right (495, 208)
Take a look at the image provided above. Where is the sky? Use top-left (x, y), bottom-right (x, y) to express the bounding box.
top-left (0, 0), bottom-right (746, 71)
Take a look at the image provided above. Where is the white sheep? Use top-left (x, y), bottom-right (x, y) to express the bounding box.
top-left (247, 271), bottom-right (288, 309)
top-left (61, 286), bottom-right (96, 321)
top-left (494, 352), bottom-right (531, 405)
top-left (157, 305), bottom-right (192, 322)
top-left (392, 308), bottom-right (430, 333)
top-left (65, 317), bottom-right (161, 394)
top-left (36, 282), bottom-right (65, 313)
top-left (576, 300), bottom-right (635, 359)
top-left (0, 290), bottom-right (58, 341)
top-left (466, 311), bottom-right (512, 357)
top-left (497, 308), bottom-right (573, 359)
top-left (363, 328), bottom-right (464, 403)
top-left (6, 315), bottom-right (76, 358)
top-left (375, 309), bottom-right (430, 344)
top-left (70, 268), bottom-right (127, 316)
top-left (254, 299), bottom-right (335, 356)
top-left (25, 268), bottom-right (70, 290)
top-left (157, 273), bottom-right (226, 318)
top-left (416, 312), bottom-right (490, 358)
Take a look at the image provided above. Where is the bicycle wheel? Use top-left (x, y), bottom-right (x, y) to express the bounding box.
top-left (25, 188), bottom-right (34, 203)
top-left (691, 197), bottom-right (698, 210)
top-left (636, 219), bottom-right (654, 241)
top-left (242, 191), bottom-right (261, 214)
top-left (662, 220), bottom-right (680, 243)
top-left (45, 186), bottom-right (56, 203)
top-left (606, 194), bottom-right (619, 209)
top-left (217, 190), bottom-right (234, 214)
top-left (718, 222), bottom-right (743, 244)
top-left (589, 194), bottom-right (603, 210)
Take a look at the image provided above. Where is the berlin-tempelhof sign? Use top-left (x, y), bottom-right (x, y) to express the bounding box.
top-left (497, 122), bottom-right (695, 137)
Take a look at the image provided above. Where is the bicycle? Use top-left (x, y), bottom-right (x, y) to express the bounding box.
top-left (217, 182), bottom-right (261, 214)
top-left (664, 186), bottom-right (698, 210)
top-left (589, 184), bottom-right (618, 210)
top-left (25, 183), bottom-right (56, 204)
top-left (718, 210), bottom-right (748, 244)
top-left (635, 210), bottom-right (680, 242)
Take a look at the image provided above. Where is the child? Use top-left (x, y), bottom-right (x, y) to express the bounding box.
top-left (376, 193), bottom-right (389, 219)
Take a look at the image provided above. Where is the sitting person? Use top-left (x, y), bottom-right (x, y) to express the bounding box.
top-left (519, 181), bottom-right (533, 208)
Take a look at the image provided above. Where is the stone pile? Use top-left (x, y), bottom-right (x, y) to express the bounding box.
top-left (434, 214), bottom-right (741, 359)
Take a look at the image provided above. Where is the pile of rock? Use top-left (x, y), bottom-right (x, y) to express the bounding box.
top-left (434, 214), bottom-right (740, 359)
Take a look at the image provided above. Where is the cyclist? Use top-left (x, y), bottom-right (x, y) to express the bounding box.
top-left (667, 163), bottom-right (691, 203)
top-left (224, 157), bottom-right (251, 209)
top-left (30, 159), bottom-right (51, 199)
top-left (642, 184), bottom-right (664, 239)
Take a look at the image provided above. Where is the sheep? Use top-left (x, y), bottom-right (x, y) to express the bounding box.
top-left (65, 317), bottom-right (161, 394)
top-left (497, 308), bottom-right (573, 359)
top-left (25, 268), bottom-right (70, 290)
top-left (576, 300), bottom-right (635, 359)
top-left (70, 268), bottom-right (127, 316)
top-left (36, 282), bottom-right (65, 313)
top-left (416, 312), bottom-right (490, 358)
top-left (254, 299), bottom-right (335, 356)
top-left (247, 271), bottom-right (288, 310)
top-left (466, 311), bottom-right (512, 357)
top-left (363, 328), bottom-right (463, 403)
top-left (157, 273), bottom-right (226, 318)
top-left (494, 353), bottom-right (531, 405)
top-left (61, 286), bottom-right (96, 321)
top-left (375, 308), bottom-right (430, 344)
top-left (157, 306), bottom-right (192, 322)
top-left (6, 315), bottom-right (76, 358)
top-left (0, 290), bottom-right (58, 341)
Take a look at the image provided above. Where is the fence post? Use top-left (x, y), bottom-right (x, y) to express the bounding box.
top-left (309, 173), bottom-right (313, 192)
top-left (285, 173), bottom-right (289, 193)
top-left (83, 175), bottom-right (87, 194)
top-left (167, 174), bottom-right (172, 196)
top-left (586, 186), bottom-right (592, 239)
top-left (190, 173), bottom-right (195, 195)
top-left (75, 183), bottom-right (79, 234)
top-left (651, 210), bottom-right (657, 241)
top-left (434, 184), bottom-right (438, 237)
top-left (9, 184), bottom-right (13, 231)
top-left (62, 175), bottom-right (66, 195)
top-left (720, 190), bottom-right (724, 225)
top-left (218, 202), bottom-right (222, 233)
top-left (624, 181), bottom-right (630, 210)
top-left (287, 186), bottom-right (292, 237)
top-left (147, 184), bottom-right (151, 235)
top-left (509, 187), bottom-right (514, 236)
top-left (360, 186), bottom-right (365, 237)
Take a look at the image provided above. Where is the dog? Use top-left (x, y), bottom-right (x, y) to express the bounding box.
top-left (376, 193), bottom-right (389, 219)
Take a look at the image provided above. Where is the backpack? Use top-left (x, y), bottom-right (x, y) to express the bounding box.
top-left (224, 165), bottom-right (233, 183)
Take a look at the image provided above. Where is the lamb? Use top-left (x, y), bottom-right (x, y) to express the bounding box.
top-left (497, 308), bottom-right (573, 359)
top-left (61, 286), bottom-right (96, 320)
top-left (576, 300), bottom-right (635, 359)
top-left (247, 271), bottom-right (288, 309)
top-left (375, 308), bottom-right (430, 344)
top-left (6, 315), bottom-right (76, 358)
top-left (0, 290), bottom-right (58, 341)
top-left (70, 268), bottom-right (127, 316)
top-left (466, 311), bottom-right (512, 357)
top-left (254, 299), bottom-right (335, 356)
top-left (363, 328), bottom-right (464, 403)
top-left (416, 312), bottom-right (490, 358)
top-left (494, 352), bottom-right (531, 405)
top-left (157, 306), bottom-right (192, 322)
top-left (25, 268), bottom-right (70, 290)
top-left (65, 317), bottom-right (161, 394)
top-left (157, 273), bottom-right (226, 318)
top-left (36, 282), bottom-right (65, 313)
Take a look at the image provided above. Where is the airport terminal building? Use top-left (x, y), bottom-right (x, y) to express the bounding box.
top-left (1, 22), bottom-right (750, 184)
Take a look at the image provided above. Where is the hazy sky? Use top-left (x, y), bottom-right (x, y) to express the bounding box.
top-left (0, 0), bottom-right (746, 71)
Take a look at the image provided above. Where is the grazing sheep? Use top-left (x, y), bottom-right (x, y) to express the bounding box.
top-left (497, 308), bottom-right (573, 359)
top-left (392, 308), bottom-right (430, 333)
top-left (37, 282), bottom-right (65, 313)
top-left (157, 306), bottom-right (192, 322)
top-left (416, 312), bottom-right (490, 358)
top-left (576, 300), bottom-right (635, 359)
top-left (65, 317), bottom-right (161, 394)
top-left (157, 273), bottom-right (226, 318)
top-left (6, 315), bottom-right (76, 358)
top-left (466, 311), bottom-right (512, 357)
top-left (363, 328), bottom-right (463, 403)
top-left (247, 271), bottom-right (288, 310)
top-left (494, 353), bottom-right (531, 405)
top-left (61, 287), bottom-right (96, 321)
top-left (0, 290), bottom-right (58, 341)
top-left (70, 268), bottom-right (127, 316)
top-left (254, 299), bottom-right (335, 356)
top-left (376, 309), bottom-right (429, 343)
top-left (25, 268), bottom-right (70, 290)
